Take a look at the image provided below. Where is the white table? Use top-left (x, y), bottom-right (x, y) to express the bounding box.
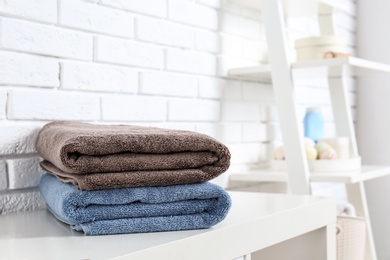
top-left (0, 192), bottom-right (336, 260)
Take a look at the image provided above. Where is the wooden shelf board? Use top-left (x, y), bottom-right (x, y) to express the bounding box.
top-left (313, 165), bottom-right (390, 183)
top-left (229, 165), bottom-right (390, 184)
top-left (228, 57), bottom-right (390, 80)
top-left (292, 57), bottom-right (390, 73)
top-left (228, 66), bottom-right (272, 82)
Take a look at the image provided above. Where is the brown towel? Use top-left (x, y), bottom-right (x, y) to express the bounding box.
top-left (36, 121), bottom-right (230, 190)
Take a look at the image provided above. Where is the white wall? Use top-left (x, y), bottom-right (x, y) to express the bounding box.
top-left (0, 0), bottom-right (356, 215)
top-left (357, 1), bottom-right (390, 259)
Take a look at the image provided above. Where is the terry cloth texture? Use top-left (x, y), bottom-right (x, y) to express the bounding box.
top-left (39, 174), bottom-right (232, 236)
top-left (40, 160), bottom-right (220, 191)
top-left (36, 121), bottom-right (230, 190)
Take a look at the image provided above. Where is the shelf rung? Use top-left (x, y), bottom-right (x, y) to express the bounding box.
top-left (228, 66), bottom-right (272, 82)
top-left (229, 165), bottom-right (390, 184)
top-left (228, 57), bottom-right (390, 81)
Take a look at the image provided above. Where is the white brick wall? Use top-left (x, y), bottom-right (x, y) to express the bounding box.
top-left (0, 0), bottom-right (357, 214)
top-left (0, 18), bottom-right (93, 60)
top-left (0, 123), bottom-right (42, 155)
top-left (242, 82), bottom-right (274, 102)
top-left (220, 34), bottom-right (243, 57)
top-left (166, 48), bottom-right (217, 75)
top-left (220, 12), bottom-right (262, 39)
top-left (96, 36), bottom-right (164, 68)
top-left (136, 17), bottom-right (194, 49)
top-left (198, 0), bottom-right (221, 9)
top-left (59, 0), bottom-right (134, 38)
top-left (195, 123), bottom-right (241, 143)
top-left (0, 0), bottom-right (57, 24)
top-left (195, 29), bottom-right (219, 53)
top-left (140, 72), bottom-right (197, 97)
top-left (0, 90), bottom-right (6, 119)
top-left (100, 0), bottom-right (167, 18)
top-left (168, 98), bottom-right (220, 121)
top-left (243, 39), bottom-right (268, 62)
top-left (101, 95), bottom-right (167, 121)
top-left (61, 62), bottom-right (138, 93)
top-left (242, 123), bottom-right (269, 142)
top-left (8, 89), bottom-right (100, 120)
top-left (198, 77), bottom-right (232, 99)
top-left (0, 52), bottom-right (59, 87)
top-left (222, 101), bottom-right (261, 121)
top-left (7, 157), bottom-right (45, 189)
top-left (0, 161), bottom-right (7, 190)
top-left (0, 190), bottom-right (45, 215)
top-left (168, 0), bottom-right (218, 30)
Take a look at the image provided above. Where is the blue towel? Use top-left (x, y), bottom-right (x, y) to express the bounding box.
top-left (39, 174), bottom-right (231, 235)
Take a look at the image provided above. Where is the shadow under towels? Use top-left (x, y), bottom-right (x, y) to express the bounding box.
top-left (39, 174), bottom-right (231, 236)
top-left (36, 121), bottom-right (231, 190)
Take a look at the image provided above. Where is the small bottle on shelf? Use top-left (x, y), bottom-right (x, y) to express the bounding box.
top-left (303, 106), bottom-right (324, 142)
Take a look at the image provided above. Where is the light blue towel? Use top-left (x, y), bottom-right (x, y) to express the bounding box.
top-left (39, 174), bottom-right (231, 235)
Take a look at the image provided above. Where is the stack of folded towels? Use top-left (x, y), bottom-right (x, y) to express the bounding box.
top-left (37, 121), bottom-right (232, 236)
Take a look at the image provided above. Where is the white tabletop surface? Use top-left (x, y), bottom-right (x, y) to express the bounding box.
top-left (0, 191), bottom-right (335, 260)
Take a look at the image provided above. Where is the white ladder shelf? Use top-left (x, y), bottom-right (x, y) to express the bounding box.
top-left (227, 1), bottom-right (390, 259)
